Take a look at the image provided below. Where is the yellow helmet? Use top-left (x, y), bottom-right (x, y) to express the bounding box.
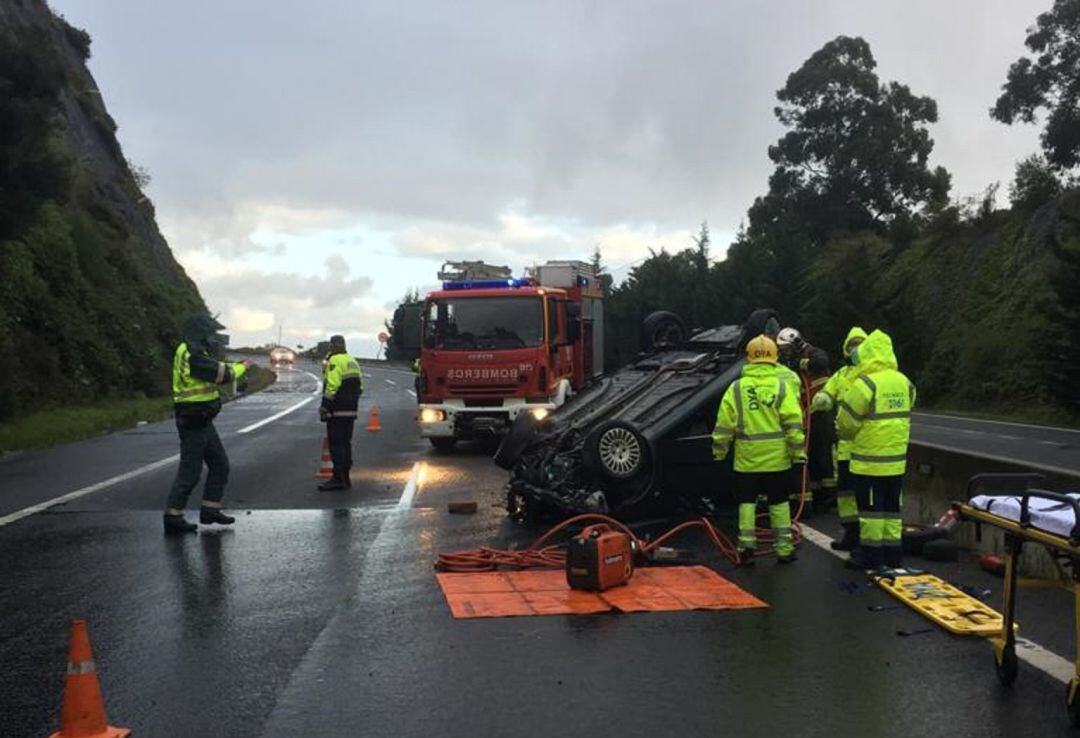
top-left (746, 334), bottom-right (778, 364)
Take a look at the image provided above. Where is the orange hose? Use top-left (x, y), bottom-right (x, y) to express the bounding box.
top-left (435, 513), bottom-right (742, 572)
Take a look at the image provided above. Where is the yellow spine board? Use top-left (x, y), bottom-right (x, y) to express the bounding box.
top-left (874, 573), bottom-right (1018, 637)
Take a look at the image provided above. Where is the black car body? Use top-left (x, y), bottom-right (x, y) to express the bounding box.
top-left (497, 309), bottom-right (782, 522)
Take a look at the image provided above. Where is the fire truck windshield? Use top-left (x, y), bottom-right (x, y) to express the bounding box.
top-left (425, 296), bottom-right (543, 350)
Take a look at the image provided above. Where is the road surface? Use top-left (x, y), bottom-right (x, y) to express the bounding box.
top-left (1, 362), bottom-right (1076, 736)
top-left (912, 411), bottom-right (1080, 477)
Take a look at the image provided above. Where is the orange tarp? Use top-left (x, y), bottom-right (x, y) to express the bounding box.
top-left (436, 566), bottom-right (767, 619)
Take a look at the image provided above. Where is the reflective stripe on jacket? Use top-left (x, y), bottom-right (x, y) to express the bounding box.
top-left (172, 342), bottom-right (247, 405)
top-left (322, 352), bottom-right (363, 417)
top-left (712, 362), bottom-right (806, 473)
top-left (836, 330), bottom-right (915, 476)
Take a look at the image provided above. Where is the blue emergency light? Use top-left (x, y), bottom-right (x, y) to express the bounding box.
top-left (442, 278), bottom-right (535, 291)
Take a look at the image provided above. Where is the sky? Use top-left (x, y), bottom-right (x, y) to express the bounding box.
top-left (50, 0), bottom-right (1047, 357)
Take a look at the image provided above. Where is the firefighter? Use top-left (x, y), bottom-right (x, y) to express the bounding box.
top-left (836, 329), bottom-right (915, 570)
top-left (318, 335), bottom-right (363, 491)
top-left (712, 334), bottom-right (807, 565)
top-left (810, 327), bottom-right (868, 550)
top-left (164, 314), bottom-right (251, 534)
top-left (776, 327), bottom-right (831, 517)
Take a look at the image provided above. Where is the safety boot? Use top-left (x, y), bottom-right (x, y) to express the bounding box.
top-left (776, 551), bottom-right (798, 564)
top-left (830, 523), bottom-right (859, 551)
top-left (317, 478), bottom-right (349, 491)
top-left (199, 507), bottom-right (236, 525)
top-left (163, 514), bottom-right (197, 534)
top-left (738, 549), bottom-right (756, 567)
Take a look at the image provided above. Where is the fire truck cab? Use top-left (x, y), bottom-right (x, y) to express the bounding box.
top-left (417, 260), bottom-right (604, 450)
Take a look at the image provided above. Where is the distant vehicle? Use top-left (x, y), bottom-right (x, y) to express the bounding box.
top-left (494, 308), bottom-right (782, 523)
top-left (268, 346), bottom-right (296, 367)
top-left (416, 260), bottom-right (605, 452)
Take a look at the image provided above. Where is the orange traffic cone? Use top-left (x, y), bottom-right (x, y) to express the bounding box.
top-left (366, 405), bottom-right (382, 432)
top-left (315, 437), bottom-right (333, 479)
top-left (48, 620), bottom-right (130, 738)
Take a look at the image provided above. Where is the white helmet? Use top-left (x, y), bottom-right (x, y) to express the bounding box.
top-left (776, 327), bottom-right (803, 348)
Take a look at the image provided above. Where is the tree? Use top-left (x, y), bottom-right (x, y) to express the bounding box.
top-left (757, 36), bottom-right (949, 241)
top-left (1009, 154), bottom-right (1063, 210)
top-left (992, 0), bottom-right (1080, 170)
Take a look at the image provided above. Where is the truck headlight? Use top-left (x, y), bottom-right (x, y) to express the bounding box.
top-left (530, 407), bottom-right (550, 421)
top-left (419, 408), bottom-right (446, 423)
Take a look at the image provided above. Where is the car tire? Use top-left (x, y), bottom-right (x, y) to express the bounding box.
top-left (640, 311), bottom-right (687, 352)
top-left (921, 538), bottom-right (959, 562)
top-left (901, 522), bottom-right (948, 555)
top-left (429, 437), bottom-right (456, 453)
top-left (493, 413), bottom-right (539, 469)
top-left (583, 419), bottom-right (650, 482)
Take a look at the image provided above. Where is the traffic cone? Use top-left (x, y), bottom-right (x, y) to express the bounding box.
top-left (366, 405), bottom-right (382, 432)
top-left (48, 620), bottom-right (130, 738)
top-left (315, 437), bottom-right (333, 479)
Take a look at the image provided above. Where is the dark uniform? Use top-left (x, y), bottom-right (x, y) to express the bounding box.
top-left (319, 335), bottom-right (363, 491)
top-left (164, 315), bottom-right (249, 534)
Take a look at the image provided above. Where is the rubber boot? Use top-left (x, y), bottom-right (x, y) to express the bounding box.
top-left (200, 507), bottom-right (236, 525)
top-left (830, 523), bottom-right (859, 551)
top-left (163, 514), bottom-right (197, 534)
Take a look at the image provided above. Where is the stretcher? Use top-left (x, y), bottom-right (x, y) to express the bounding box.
top-left (953, 473), bottom-right (1080, 727)
top-left (872, 571), bottom-right (1012, 636)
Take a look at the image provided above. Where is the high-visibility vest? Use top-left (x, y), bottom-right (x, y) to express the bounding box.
top-left (712, 363), bottom-right (807, 473)
top-left (837, 369), bottom-right (915, 476)
top-left (172, 342), bottom-right (246, 406)
top-left (322, 353), bottom-right (363, 417)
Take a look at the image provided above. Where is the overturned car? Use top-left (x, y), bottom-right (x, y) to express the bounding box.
top-left (494, 309), bottom-right (783, 522)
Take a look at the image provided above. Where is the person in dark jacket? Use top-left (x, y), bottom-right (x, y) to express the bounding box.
top-left (318, 335), bottom-right (363, 490)
top-left (165, 314), bottom-right (251, 534)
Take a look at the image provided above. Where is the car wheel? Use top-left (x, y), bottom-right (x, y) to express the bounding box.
top-left (584, 420), bottom-right (650, 481)
top-left (493, 413), bottom-right (539, 469)
top-left (429, 437), bottom-right (456, 453)
top-left (640, 310), bottom-right (687, 352)
top-left (901, 522), bottom-right (948, 555)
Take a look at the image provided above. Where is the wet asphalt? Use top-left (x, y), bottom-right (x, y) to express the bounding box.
top-left (1, 361), bottom-right (1078, 737)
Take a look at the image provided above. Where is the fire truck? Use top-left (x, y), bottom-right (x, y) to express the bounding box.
top-left (417, 260), bottom-right (605, 450)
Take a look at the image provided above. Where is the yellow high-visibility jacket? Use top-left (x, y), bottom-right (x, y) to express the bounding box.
top-left (812, 327), bottom-right (868, 462)
top-left (712, 362), bottom-right (806, 473)
top-left (836, 330), bottom-right (915, 476)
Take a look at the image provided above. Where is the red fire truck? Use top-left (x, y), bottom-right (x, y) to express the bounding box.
top-left (417, 260), bottom-right (604, 450)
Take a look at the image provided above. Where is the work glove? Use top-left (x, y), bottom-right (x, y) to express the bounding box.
top-left (319, 406), bottom-right (330, 422)
top-left (810, 392), bottom-right (832, 414)
top-left (711, 444), bottom-right (729, 462)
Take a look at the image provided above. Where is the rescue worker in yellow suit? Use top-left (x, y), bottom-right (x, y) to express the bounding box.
top-left (713, 335), bottom-right (807, 565)
top-left (810, 327), bottom-right (868, 550)
top-left (164, 314), bottom-right (251, 534)
top-left (836, 329), bottom-right (915, 570)
top-left (318, 335), bottom-right (364, 491)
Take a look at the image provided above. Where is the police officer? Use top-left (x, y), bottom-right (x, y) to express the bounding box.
top-left (318, 335), bottom-right (363, 491)
top-left (712, 334), bottom-right (807, 565)
top-left (836, 329), bottom-right (915, 570)
top-left (164, 314), bottom-right (250, 534)
top-left (810, 327), bottom-right (868, 550)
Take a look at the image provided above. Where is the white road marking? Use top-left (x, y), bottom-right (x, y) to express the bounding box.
top-left (304, 371), bottom-right (322, 395)
top-left (915, 412), bottom-right (1080, 435)
top-left (385, 379), bottom-right (397, 386)
top-left (801, 522), bottom-right (1076, 685)
top-left (398, 461), bottom-right (423, 509)
top-left (0, 455), bottom-right (180, 528)
top-left (407, 389), bottom-right (417, 398)
top-left (237, 397), bottom-right (315, 434)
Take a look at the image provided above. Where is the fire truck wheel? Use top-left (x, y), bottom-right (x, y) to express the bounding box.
top-left (493, 413), bottom-right (539, 470)
top-left (640, 310), bottom-right (687, 352)
top-left (584, 420), bottom-right (650, 482)
top-left (429, 437), bottom-right (457, 453)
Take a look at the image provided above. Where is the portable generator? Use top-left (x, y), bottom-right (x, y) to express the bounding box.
top-left (565, 524), bottom-right (634, 591)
